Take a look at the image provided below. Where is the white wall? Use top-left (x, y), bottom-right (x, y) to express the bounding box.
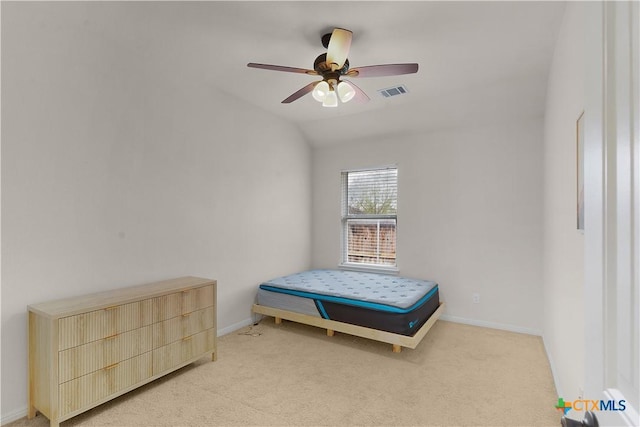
top-left (541, 2), bottom-right (585, 400)
top-left (1, 3), bottom-right (311, 422)
top-left (312, 118), bottom-right (544, 334)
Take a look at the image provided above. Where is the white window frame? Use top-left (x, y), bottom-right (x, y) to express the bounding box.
top-left (340, 166), bottom-right (399, 274)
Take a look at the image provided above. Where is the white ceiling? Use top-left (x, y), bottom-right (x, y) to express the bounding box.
top-left (68, 1), bottom-right (567, 147)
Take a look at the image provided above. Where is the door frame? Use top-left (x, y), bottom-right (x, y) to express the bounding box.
top-left (584, 2), bottom-right (639, 426)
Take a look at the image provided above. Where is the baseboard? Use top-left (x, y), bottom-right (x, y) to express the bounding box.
top-left (1, 406), bottom-right (28, 426)
top-left (217, 317), bottom-right (256, 337)
top-left (542, 334), bottom-right (563, 397)
top-left (439, 314), bottom-right (542, 336)
top-left (226, 313), bottom-right (542, 337)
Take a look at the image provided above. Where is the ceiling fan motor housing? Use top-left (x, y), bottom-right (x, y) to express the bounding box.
top-left (314, 54), bottom-right (350, 75)
top-left (321, 32), bottom-right (332, 49)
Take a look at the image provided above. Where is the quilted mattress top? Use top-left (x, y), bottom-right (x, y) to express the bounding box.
top-left (259, 269), bottom-right (438, 310)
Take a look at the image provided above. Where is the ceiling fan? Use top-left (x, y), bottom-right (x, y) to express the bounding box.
top-left (247, 28), bottom-right (419, 107)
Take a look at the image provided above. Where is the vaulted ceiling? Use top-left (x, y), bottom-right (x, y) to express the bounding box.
top-left (20, 1), bottom-right (567, 147)
top-left (215, 1), bottom-right (565, 146)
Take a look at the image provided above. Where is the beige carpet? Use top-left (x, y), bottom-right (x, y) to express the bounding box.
top-left (10, 319), bottom-right (561, 427)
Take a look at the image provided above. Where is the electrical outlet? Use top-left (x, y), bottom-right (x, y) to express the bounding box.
top-left (472, 293), bottom-right (480, 304)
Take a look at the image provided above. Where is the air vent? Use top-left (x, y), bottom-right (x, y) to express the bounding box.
top-left (378, 85), bottom-right (409, 98)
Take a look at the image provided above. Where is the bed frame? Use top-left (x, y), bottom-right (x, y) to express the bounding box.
top-left (252, 302), bottom-right (444, 353)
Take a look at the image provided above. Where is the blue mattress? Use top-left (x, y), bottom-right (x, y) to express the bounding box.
top-left (257, 269), bottom-right (440, 336)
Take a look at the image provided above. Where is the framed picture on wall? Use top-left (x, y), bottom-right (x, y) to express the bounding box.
top-left (577, 111), bottom-right (585, 231)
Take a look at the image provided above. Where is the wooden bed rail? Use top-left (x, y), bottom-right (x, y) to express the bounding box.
top-left (252, 302), bottom-right (444, 353)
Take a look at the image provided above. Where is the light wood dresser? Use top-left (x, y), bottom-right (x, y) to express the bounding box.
top-left (28, 276), bottom-right (217, 427)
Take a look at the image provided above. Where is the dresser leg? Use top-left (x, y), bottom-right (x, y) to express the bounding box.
top-left (27, 405), bottom-right (36, 419)
top-left (211, 352), bottom-right (217, 362)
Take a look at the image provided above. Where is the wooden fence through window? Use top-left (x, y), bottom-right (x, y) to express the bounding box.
top-left (348, 222), bottom-right (396, 265)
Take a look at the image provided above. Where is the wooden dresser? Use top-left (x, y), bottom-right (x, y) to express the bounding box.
top-left (28, 276), bottom-right (217, 427)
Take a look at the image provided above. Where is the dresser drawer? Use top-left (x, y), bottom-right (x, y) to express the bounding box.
top-left (59, 325), bottom-right (153, 383)
top-left (152, 306), bottom-right (214, 349)
top-left (58, 299), bottom-right (154, 350)
top-left (29, 277), bottom-right (216, 427)
top-left (58, 351), bottom-right (152, 417)
top-left (153, 285), bottom-right (214, 322)
top-left (152, 329), bottom-right (215, 375)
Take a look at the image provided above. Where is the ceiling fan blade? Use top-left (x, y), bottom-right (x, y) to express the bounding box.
top-left (343, 80), bottom-right (370, 103)
top-left (247, 63), bottom-right (318, 75)
top-left (282, 81), bottom-right (318, 104)
top-left (346, 63), bottom-right (419, 78)
top-left (326, 28), bottom-right (352, 71)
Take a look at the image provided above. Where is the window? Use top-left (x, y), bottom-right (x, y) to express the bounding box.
top-left (341, 167), bottom-right (397, 270)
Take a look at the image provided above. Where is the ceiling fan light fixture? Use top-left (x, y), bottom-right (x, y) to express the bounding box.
top-left (312, 81), bottom-right (330, 102)
top-left (247, 28), bottom-right (419, 106)
top-left (337, 81), bottom-right (356, 103)
top-left (322, 90), bottom-right (338, 107)
top-left (326, 28), bottom-right (352, 71)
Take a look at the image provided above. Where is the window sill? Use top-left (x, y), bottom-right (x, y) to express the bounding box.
top-left (338, 263), bottom-right (399, 275)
